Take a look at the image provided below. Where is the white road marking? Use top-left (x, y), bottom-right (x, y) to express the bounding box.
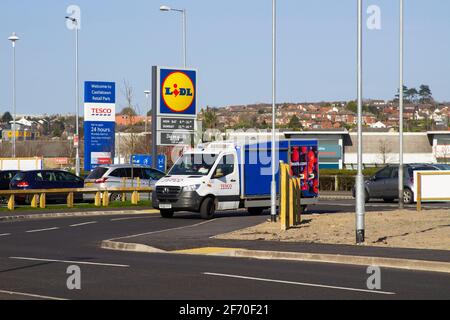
top-left (109, 219), bottom-right (217, 241)
top-left (26, 227), bottom-right (59, 233)
top-left (111, 217), bottom-right (157, 222)
top-left (10, 257), bottom-right (130, 268)
top-left (204, 272), bottom-right (396, 295)
top-left (0, 233), bottom-right (11, 237)
top-left (70, 221), bottom-right (98, 227)
top-left (0, 289), bottom-right (68, 301)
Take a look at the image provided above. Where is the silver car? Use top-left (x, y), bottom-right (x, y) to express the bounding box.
top-left (354, 164), bottom-right (440, 204)
top-left (84, 164), bottom-right (166, 202)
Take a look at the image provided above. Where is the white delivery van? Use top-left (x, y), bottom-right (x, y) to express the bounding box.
top-left (153, 140), bottom-right (320, 219)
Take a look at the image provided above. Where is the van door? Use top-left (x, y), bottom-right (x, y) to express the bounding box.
top-left (211, 154), bottom-right (240, 211)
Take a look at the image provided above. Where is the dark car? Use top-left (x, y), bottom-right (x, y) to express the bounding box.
top-left (353, 164), bottom-right (438, 204)
top-left (10, 170), bottom-right (84, 204)
top-left (0, 170), bottom-right (20, 190)
top-left (0, 170), bottom-right (20, 204)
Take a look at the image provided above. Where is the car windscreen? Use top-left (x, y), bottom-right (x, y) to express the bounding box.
top-left (86, 167), bottom-right (108, 180)
top-left (11, 172), bottom-right (26, 182)
top-left (169, 154), bottom-right (219, 176)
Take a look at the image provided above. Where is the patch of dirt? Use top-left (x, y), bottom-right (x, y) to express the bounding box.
top-left (215, 210), bottom-right (450, 251)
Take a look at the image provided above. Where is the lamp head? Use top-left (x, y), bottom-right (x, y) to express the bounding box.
top-left (160, 5), bottom-right (171, 12)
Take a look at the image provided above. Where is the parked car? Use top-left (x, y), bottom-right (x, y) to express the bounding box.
top-left (10, 170), bottom-right (84, 204)
top-left (353, 164), bottom-right (439, 204)
top-left (84, 165), bottom-right (166, 202)
top-left (0, 170), bottom-right (20, 190)
top-left (0, 170), bottom-right (20, 204)
top-left (430, 164), bottom-right (450, 171)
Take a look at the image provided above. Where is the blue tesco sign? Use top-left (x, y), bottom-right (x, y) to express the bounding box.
top-left (84, 81), bottom-right (116, 171)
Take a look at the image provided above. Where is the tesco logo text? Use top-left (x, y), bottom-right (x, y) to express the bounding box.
top-left (90, 108), bottom-right (112, 117)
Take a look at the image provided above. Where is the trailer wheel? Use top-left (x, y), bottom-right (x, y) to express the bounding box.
top-left (247, 207), bottom-right (265, 215)
top-left (200, 197), bottom-right (216, 220)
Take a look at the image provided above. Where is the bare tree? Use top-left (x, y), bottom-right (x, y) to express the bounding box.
top-left (118, 80), bottom-right (144, 161)
top-left (378, 139), bottom-right (392, 165)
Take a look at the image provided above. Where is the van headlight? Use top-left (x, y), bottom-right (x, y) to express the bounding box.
top-left (183, 185), bottom-right (201, 192)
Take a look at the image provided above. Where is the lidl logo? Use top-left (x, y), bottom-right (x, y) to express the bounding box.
top-left (160, 69), bottom-right (196, 116)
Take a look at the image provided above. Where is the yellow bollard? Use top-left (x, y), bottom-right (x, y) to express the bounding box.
top-left (95, 192), bottom-right (102, 207)
top-left (31, 194), bottom-right (39, 208)
top-left (131, 191), bottom-right (139, 205)
top-left (280, 163), bottom-right (289, 231)
top-left (40, 193), bottom-right (46, 209)
top-left (102, 191), bottom-right (110, 207)
top-left (289, 177), bottom-right (294, 228)
top-left (8, 195), bottom-right (15, 211)
top-left (67, 193), bottom-right (74, 208)
top-left (122, 178), bottom-right (126, 202)
top-left (297, 178), bottom-right (302, 225)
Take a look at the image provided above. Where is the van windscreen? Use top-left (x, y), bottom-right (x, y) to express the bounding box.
top-left (169, 154), bottom-right (219, 176)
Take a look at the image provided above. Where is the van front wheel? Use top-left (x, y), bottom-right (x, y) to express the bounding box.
top-left (200, 197), bottom-right (216, 220)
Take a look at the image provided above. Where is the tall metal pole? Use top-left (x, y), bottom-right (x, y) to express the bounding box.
top-left (271, 0), bottom-right (277, 223)
top-left (8, 33), bottom-right (19, 158)
top-left (12, 40), bottom-right (17, 158)
top-left (356, 0), bottom-right (366, 244)
top-left (398, 0), bottom-right (405, 209)
top-left (75, 24), bottom-right (81, 177)
top-left (182, 9), bottom-right (187, 68)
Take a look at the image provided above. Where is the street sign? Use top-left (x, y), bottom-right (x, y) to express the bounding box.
top-left (158, 68), bottom-right (197, 117)
top-left (158, 131), bottom-right (194, 146)
top-left (84, 81), bottom-right (116, 171)
top-left (131, 154), bottom-right (167, 172)
top-left (152, 66), bottom-right (198, 168)
top-left (158, 118), bottom-right (196, 131)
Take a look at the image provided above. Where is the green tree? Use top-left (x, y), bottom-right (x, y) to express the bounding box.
top-left (203, 107), bottom-right (218, 130)
top-left (120, 107), bottom-right (137, 117)
top-left (288, 115), bottom-right (302, 130)
top-left (395, 85), bottom-right (409, 101)
top-left (419, 85), bottom-right (433, 103)
top-left (1, 112), bottom-right (13, 124)
top-left (347, 101), bottom-right (357, 113)
top-left (406, 88), bottom-right (419, 103)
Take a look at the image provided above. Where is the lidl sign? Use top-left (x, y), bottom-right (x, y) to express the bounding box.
top-left (159, 68), bottom-right (197, 116)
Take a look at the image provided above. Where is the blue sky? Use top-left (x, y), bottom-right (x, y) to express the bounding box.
top-left (1, 0), bottom-right (450, 116)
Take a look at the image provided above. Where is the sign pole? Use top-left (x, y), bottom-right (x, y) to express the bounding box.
top-left (271, 0), bottom-right (277, 223)
top-left (356, 0), bottom-right (366, 244)
top-left (399, 0), bottom-right (405, 210)
top-left (152, 67), bottom-right (158, 169)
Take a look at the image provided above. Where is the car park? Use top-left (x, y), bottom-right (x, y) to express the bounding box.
top-left (9, 170), bottom-right (84, 204)
top-left (353, 164), bottom-right (439, 204)
top-left (84, 164), bottom-right (166, 202)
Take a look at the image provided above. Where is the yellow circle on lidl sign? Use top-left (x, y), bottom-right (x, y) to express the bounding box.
top-left (162, 71), bottom-right (195, 113)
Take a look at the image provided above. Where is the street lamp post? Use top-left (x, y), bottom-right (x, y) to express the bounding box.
top-left (271, 0), bottom-right (277, 223)
top-left (160, 5), bottom-right (187, 68)
top-left (8, 32), bottom-right (19, 159)
top-left (356, 0), bottom-right (366, 244)
top-left (65, 16), bottom-right (81, 177)
top-left (144, 90), bottom-right (151, 154)
top-left (399, 0), bottom-right (405, 210)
